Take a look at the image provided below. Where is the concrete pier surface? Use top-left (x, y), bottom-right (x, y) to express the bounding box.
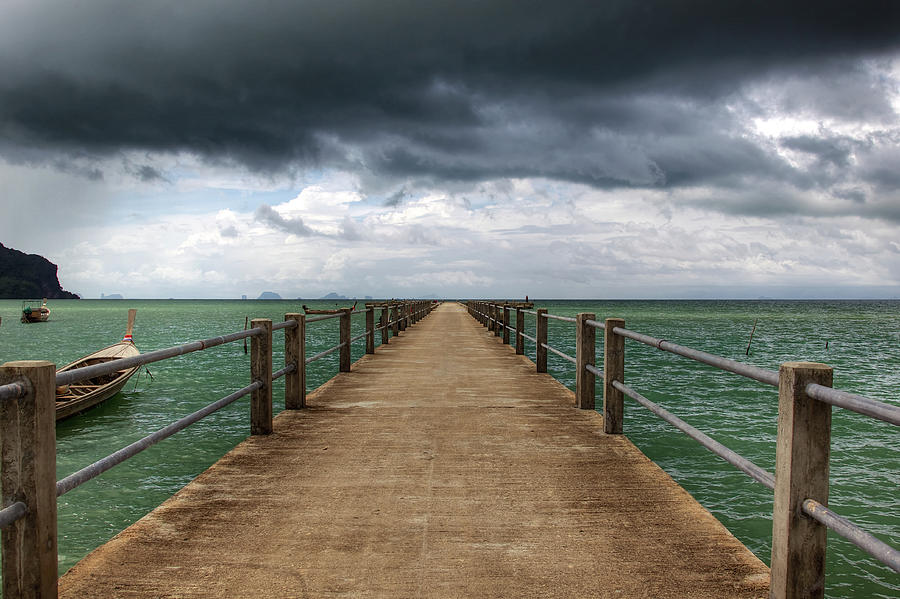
top-left (59, 302), bottom-right (769, 598)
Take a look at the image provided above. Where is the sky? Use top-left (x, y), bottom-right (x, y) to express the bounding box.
top-left (1, 1), bottom-right (899, 300)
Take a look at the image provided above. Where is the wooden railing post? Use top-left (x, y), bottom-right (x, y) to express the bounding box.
top-left (284, 313), bottom-right (305, 409)
top-left (502, 305), bottom-right (511, 344)
top-left (365, 307), bottom-right (375, 354)
top-left (770, 362), bottom-right (833, 599)
top-left (0, 361), bottom-right (58, 599)
top-left (515, 307), bottom-right (524, 355)
top-left (494, 304), bottom-right (502, 338)
top-left (380, 308), bottom-right (389, 345)
top-left (250, 319), bottom-right (273, 435)
top-left (576, 313), bottom-right (596, 409)
top-left (391, 305), bottom-right (399, 337)
top-left (536, 308), bottom-right (548, 373)
top-left (339, 309), bottom-right (351, 372)
top-left (399, 303), bottom-right (407, 332)
top-left (603, 318), bottom-right (625, 434)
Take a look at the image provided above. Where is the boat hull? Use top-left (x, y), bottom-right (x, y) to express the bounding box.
top-left (21, 308), bottom-right (50, 323)
top-left (55, 341), bottom-right (140, 421)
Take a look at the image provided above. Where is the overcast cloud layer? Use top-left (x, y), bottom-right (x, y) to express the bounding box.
top-left (1, 1), bottom-right (899, 298)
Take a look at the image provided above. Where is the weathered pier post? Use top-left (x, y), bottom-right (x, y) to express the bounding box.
top-left (340, 309), bottom-right (352, 372)
top-left (515, 307), bottom-right (524, 355)
top-left (576, 313), bottom-right (596, 409)
top-left (502, 305), bottom-right (511, 344)
top-left (380, 307), bottom-right (389, 345)
top-left (770, 362), bottom-right (833, 599)
top-left (603, 318), bottom-right (625, 433)
top-left (399, 303), bottom-right (407, 332)
top-left (391, 304), bottom-right (400, 337)
top-left (0, 361), bottom-right (58, 599)
top-left (494, 304), bottom-right (502, 338)
top-left (536, 308), bottom-right (548, 373)
top-left (365, 306), bottom-right (375, 354)
top-left (284, 313), bottom-right (305, 409)
top-left (250, 318), bottom-right (273, 434)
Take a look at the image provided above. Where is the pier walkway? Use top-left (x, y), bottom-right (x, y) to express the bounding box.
top-left (58, 302), bottom-right (769, 598)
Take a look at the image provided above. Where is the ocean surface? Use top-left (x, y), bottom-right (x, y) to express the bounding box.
top-left (0, 298), bottom-right (897, 597)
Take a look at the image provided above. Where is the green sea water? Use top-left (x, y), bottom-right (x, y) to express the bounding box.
top-left (0, 298), bottom-right (897, 597)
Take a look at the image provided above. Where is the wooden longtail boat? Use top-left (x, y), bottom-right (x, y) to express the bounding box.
top-left (55, 309), bottom-right (140, 421)
top-left (21, 298), bottom-right (50, 323)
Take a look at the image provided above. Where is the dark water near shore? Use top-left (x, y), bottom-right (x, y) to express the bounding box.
top-left (0, 298), bottom-right (897, 597)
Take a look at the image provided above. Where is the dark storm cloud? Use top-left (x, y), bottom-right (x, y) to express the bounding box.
top-left (1, 1), bottom-right (898, 199)
top-left (254, 204), bottom-right (313, 236)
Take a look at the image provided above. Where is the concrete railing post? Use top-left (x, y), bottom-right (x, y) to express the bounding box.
top-left (770, 362), bottom-right (833, 599)
top-left (515, 308), bottom-right (524, 355)
top-left (603, 318), bottom-right (625, 434)
top-left (380, 307), bottom-right (389, 345)
top-left (502, 305), bottom-right (511, 344)
top-left (366, 307), bottom-right (375, 354)
top-left (339, 309), bottom-right (351, 372)
top-left (536, 308), bottom-right (548, 373)
top-left (576, 313), bottom-right (596, 410)
top-left (250, 319), bottom-right (273, 434)
top-left (284, 313), bottom-right (305, 409)
top-left (0, 361), bottom-right (58, 599)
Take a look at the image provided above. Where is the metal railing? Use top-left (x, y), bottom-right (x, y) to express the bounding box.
top-left (464, 300), bottom-right (899, 597)
top-left (0, 300), bottom-right (436, 597)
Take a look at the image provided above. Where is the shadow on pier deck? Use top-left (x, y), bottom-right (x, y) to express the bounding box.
top-left (58, 302), bottom-right (768, 598)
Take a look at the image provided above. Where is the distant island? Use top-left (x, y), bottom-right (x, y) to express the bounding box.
top-left (100, 293), bottom-right (124, 300)
top-left (257, 291), bottom-right (282, 300)
top-left (0, 243), bottom-right (79, 299)
top-left (319, 292), bottom-right (348, 300)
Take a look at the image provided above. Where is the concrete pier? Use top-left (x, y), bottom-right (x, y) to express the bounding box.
top-left (58, 302), bottom-right (769, 597)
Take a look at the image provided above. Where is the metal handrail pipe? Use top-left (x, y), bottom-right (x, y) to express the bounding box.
top-left (805, 383), bottom-right (900, 427)
top-left (272, 320), bottom-right (299, 332)
top-left (56, 381), bottom-right (262, 497)
top-left (542, 343), bottom-right (577, 365)
top-left (585, 319), bottom-right (605, 330)
top-left (522, 310), bottom-right (537, 316)
top-left (306, 313), bottom-right (342, 323)
top-left (586, 364), bottom-right (604, 378)
top-left (305, 342), bottom-right (345, 365)
top-left (56, 328), bottom-right (265, 387)
top-left (544, 314), bottom-right (576, 323)
top-left (613, 327), bottom-right (779, 387)
top-left (350, 332), bottom-right (367, 344)
top-left (0, 380), bottom-right (28, 402)
top-left (0, 501), bottom-right (27, 529)
top-left (802, 499), bottom-right (900, 573)
top-left (521, 333), bottom-right (537, 343)
top-left (613, 380), bottom-right (776, 490)
top-left (273, 363), bottom-right (297, 381)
